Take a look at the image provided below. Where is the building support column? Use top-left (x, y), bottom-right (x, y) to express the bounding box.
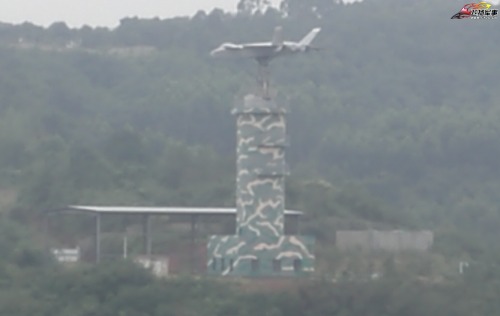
top-left (95, 213), bottom-right (101, 263)
top-left (190, 215), bottom-right (198, 274)
top-left (143, 215), bottom-right (152, 259)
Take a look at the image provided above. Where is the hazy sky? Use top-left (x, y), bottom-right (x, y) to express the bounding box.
top-left (0, 0), bottom-right (244, 28)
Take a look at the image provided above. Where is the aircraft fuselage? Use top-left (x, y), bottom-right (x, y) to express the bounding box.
top-left (210, 27), bottom-right (320, 64)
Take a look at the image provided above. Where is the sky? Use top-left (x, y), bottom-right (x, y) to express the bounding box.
top-left (0, 0), bottom-right (258, 28)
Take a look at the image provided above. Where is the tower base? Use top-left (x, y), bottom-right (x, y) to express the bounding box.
top-left (207, 235), bottom-right (314, 277)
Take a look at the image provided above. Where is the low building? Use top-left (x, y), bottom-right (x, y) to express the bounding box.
top-left (134, 256), bottom-right (169, 277)
top-left (336, 230), bottom-right (433, 251)
top-left (52, 247), bottom-right (80, 263)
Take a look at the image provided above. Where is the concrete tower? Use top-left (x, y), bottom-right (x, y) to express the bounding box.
top-left (207, 93), bottom-right (315, 277)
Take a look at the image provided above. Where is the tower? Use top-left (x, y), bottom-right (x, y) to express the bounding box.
top-left (207, 92), bottom-right (315, 277)
top-left (207, 26), bottom-right (320, 277)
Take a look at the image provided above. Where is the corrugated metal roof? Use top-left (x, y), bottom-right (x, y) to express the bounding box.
top-left (63, 205), bottom-right (303, 216)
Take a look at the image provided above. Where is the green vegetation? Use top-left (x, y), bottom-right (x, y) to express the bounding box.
top-left (0, 0), bottom-right (499, 314)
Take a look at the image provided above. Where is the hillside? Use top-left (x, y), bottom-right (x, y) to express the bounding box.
top-left (0, 0), bottom-right (499, 314)
top-left (0, 0), bottom-right (498, 268)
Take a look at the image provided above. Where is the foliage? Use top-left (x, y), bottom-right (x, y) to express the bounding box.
top-left (0, 0), bottom-right (499, 313)
top-left (0, 0), bottom-right (497, 254)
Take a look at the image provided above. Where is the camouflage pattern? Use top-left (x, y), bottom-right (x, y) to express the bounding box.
top-left (207, 94), bottom-right (315, 277)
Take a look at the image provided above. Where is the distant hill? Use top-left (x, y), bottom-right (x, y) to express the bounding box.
top-left (0, 0), bottom-right (499, 259)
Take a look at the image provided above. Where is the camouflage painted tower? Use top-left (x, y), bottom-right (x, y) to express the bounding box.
top-left (207, 91), bottom-right (315, 277)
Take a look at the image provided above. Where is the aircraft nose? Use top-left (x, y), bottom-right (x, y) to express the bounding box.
top-left (210, 47), bottom-right (222, 57)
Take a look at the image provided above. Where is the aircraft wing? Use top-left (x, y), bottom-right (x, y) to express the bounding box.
top-left (223, 43), bottom-right (245, 51)
top-left (242, 42), bottom-right (275, 48)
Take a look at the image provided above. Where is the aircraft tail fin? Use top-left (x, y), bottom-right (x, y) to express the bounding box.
top-left (272, 26), bottom-right (283, 46)
top-left (299, 27), bottom-right (321, 46)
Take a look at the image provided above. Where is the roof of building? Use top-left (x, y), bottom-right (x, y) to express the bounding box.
top-left (53, 205), bottom-right (303, 217)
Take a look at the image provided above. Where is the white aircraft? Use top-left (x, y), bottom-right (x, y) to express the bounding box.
top-left (210, 26), bottom-right (322, 66)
